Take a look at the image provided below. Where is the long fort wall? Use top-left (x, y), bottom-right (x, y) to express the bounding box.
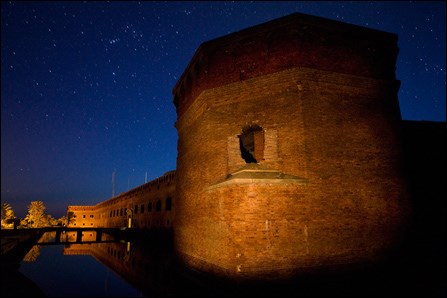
top-left (67, 171), bottom-right (175, 230)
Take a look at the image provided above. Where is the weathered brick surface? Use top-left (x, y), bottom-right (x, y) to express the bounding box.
top-left (174, 13), bottom-right (411, 279)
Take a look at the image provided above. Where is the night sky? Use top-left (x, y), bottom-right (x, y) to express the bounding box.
top-left (1, 1), bottom-right (445, 218)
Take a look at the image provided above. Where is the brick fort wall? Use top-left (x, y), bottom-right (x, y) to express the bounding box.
top-left (172, 13), bottom-right (411, 279)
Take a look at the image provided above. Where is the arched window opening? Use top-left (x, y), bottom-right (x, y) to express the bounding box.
top-left (166, 197), bottom-right (172, 211)
top-left (239, 125), bottom-right (265, 163)
top-left (156, 200), bottom-right (161, 212)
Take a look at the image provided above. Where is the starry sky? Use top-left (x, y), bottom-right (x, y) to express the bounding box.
top-left (1, 1), bottom-right (446, 218)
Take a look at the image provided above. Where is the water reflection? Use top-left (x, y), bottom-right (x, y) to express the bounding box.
top-left (22, 232), bottom-right (56, 262)
top-left (63, 234), bottom-right (178, 297)
top-left (17, 231), bottom-right (223, 297)
top-left (9, 230), bottom-right (437, 297)
top-left (18, 236), bottom-right (142, 297)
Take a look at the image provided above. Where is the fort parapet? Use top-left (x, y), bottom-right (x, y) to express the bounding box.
top-left (172, 12), bottom-right (411, 279)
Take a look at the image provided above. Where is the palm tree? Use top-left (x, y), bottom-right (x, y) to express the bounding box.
top-left (25, 201), bottom-right (49, 228)
top-left (1, 202), bottom-right (16, 229)
top-left (66, 211), bottom-right (75, 227)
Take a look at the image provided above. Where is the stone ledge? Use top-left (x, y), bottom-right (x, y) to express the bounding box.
top-left (206, 164), bottom-right (308, 191)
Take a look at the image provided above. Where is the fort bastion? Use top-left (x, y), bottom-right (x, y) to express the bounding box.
top-left (68, 12), bottom-right (412, 280)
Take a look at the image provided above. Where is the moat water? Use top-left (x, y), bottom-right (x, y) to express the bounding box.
top-left (3, 230), bottom-right (445, 297)
top-left (19, 244), bottom-right (141, 297)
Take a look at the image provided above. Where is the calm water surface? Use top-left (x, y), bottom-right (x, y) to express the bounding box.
top-left (8, 230), bottom-right (445, 297)
top-left (19, 244), bottom-right (142, 297)
top-left (12, 232), bottom-right (230, 297)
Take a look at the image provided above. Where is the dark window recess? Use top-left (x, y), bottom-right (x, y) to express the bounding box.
top-left (141, 204), bottom-right (145, 213)
top-left (135, 205), bottom-right (138, 214)
top-left (239, 125), bottom-right (265, 163)
top-left (156, 200), bottom-right (161, 212)
top-left (148, 202), bottom-right (152, 212)
top-left (166, 197), bottom-right (172, 211)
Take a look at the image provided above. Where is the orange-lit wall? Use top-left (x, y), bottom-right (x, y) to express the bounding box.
top-left (67, 171), bottom-right (175, 229)
top-left (172, 13), bottom-right (412, 279)
top-left (66, 13), bottom-right (413, 280)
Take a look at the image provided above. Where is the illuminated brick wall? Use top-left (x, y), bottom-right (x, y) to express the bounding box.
top-left (173, 13), bottom-right (411, 279)
top-left (67, 171), bottom-right (176, 229)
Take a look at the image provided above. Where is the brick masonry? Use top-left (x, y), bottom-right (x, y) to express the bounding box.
top-left (67, 12), bottom-right (414, 281)
top-left (173, 13), bottom-right (412, 279)
top-left (67, 171), bottom-right (175, 230)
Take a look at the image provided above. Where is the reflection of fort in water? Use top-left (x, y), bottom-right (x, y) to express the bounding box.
top-left (67, 12), bottom-right (428, 280)
top-left (62, 234), bottom-right (178, 297)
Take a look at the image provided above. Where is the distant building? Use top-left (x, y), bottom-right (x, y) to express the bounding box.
top-left (67, 171), bottom-right (175, 229)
